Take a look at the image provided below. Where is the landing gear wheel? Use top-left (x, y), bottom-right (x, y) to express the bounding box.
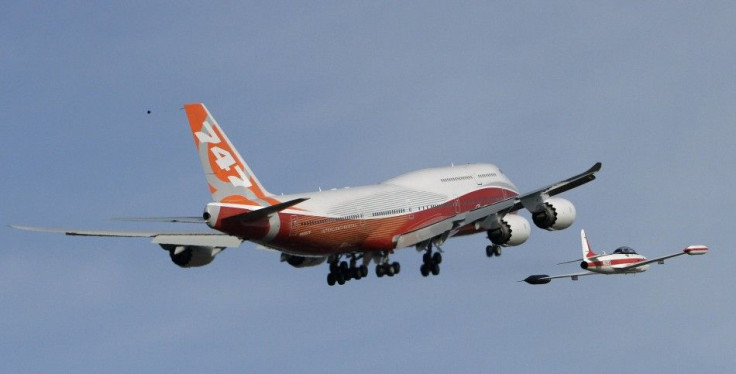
top-left (392, 262), bottom-right (400, 275)
top-left (420, 264), bottom-right (429, 277)
top-left (432, 252), bottom-right (442, 265)
top-left (337, 273), bottom-right (346, 285)
top-left (486, 245), bottom-right (502, 257)
top-left (327, 273), bottom-right (336, 286)
top-left (431, 263), bottom-right (440, 276)
top-left (386, 264), bottom-right (395, 277)
top-left (360, 265), bottom-right (368, 278)
top-left (376, 265), bottom-right (385, 278)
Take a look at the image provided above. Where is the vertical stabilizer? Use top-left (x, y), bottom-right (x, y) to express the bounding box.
top-left (183, 103), bottom-right (272, 204)
top-left (581, 229), bottom-right (598, 258)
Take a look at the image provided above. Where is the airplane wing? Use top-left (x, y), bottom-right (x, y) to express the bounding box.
top-left (521, 272), bottom-right (598, 284)
top-left (516, 162), bottom-right (601, 212)
top-left (393, 162), bottom-right (601, 249)
top-left (10, 198), bottom-right (311, 248)
top-left (9, 225), bottom-right (243, 248)
top-left (616, 245), bottom-right (708, 271)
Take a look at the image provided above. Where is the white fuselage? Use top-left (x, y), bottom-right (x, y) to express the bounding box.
top-left (585, 254), bottom-right (649, 274)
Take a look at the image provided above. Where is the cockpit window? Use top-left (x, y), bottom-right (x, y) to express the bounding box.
top-left (613, 246), bottom-right (637, 255)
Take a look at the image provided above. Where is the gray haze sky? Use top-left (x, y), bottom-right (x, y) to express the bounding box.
top-left (2, 2), bottom-right (734, 373)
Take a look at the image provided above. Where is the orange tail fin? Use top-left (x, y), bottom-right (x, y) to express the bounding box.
top-left (183, 103), bottom-right (272, 204)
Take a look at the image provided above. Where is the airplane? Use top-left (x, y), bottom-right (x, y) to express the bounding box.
top-left (12, 103), bottom-right (602, 286)
top-left (522, 229), bottom-right (708, 284)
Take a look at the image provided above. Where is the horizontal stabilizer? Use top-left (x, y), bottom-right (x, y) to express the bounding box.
top-left (223, 198), bottom-right (309, 224)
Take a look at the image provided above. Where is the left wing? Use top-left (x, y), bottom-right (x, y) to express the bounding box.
top-left (617, 245), bottom-right (708, 271)
top-left (9, 225), bottom-right (243, 248)
top-left (393, 162), bottom-right (602, 249)
top-left (521, 272), bottom-right (598, 285)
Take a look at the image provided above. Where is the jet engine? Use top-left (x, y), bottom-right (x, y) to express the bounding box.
top-left (161, 245), bottom-right (223, 268)
top-left (530, 197), bottom-right (576, 231)
top-left (487, 214), bottom-right (531, 247)
top-left (280, 253), bottom-right (327, 268)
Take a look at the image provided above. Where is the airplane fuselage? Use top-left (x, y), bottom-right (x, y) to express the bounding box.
top-left (206, 163), bottom-right (519, 256)
top-left (584, 254), bottom-right (650, 274)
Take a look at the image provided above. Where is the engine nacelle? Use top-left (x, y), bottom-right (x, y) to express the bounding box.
top-left (162, 245), bottom-right (223, 268)
top-left (531, 197), bottom-right (576, 231)
top-left (280, 253), bottom-right (327, 268)
top-left (487, 214), bottom-right (531, 247)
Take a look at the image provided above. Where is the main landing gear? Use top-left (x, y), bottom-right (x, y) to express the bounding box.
top-left (420, 246), bottom-right (442, 277)
top-left (376, 260), bottom-right (400, 278)
top-left (327, 254), bottom-right (368, 286)
top-left (486, 244), bottom-right (502, 258)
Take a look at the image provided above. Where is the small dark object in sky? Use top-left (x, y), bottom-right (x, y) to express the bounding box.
top-left (146, 110), bottom-right (151, 114)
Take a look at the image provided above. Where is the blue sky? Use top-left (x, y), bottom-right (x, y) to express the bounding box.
top-left (2, 2), bottom-right (734, 373)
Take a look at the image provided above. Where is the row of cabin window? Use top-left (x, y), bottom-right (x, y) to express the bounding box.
top-left (372, 208), bottom-right (407, 217)
top-left (300, 202), bottom-right (459, 225)
top-left (300, 214), bottom-right (363, 226)
top-left (440, 175), bottom-right (473, 183)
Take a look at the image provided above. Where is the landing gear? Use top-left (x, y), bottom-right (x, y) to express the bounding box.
top-left (486, 244), bottom-right (502, 258)
top-left (326, 255), bottom-right (368, 286)
top-left (376, 261), bottom-right (400, 278)
top-left (420, 246), bottom-right (442, 277)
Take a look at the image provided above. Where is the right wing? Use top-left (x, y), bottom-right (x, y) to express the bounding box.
top-left (521, 272), bottom-right (598, 285)
top-left (393, 162), bottom-right (602, 249)
top-left (9, 225), bottom-right (243, 248)
top-left (516, 162), bottom-right (601, 212)
top-left (617, 245), bottom-right (708, 271)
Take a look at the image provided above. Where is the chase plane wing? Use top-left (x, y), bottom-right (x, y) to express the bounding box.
top-left (617, 245), bottom-right (708, 271)
top-left (521, 272), bottom-right (598, 285)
